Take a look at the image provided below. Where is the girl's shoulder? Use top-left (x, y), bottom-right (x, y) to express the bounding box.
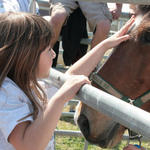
top-left (2, 77), bottom-right (20, 90)
top-left (0, 77), bottom-right (31, 107)
top-left (1, 77), bottom-right (25, 96)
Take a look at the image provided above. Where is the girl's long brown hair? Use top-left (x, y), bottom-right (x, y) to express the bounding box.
top-left (0, 12), bottom-right (53, 119)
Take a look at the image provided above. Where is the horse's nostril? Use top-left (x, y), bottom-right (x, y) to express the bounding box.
top-left (99, 139), bottom-right (108, 148)
top-left (77, 114), bottom-right (90, 137)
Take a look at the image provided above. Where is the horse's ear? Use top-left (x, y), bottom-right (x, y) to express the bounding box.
top-left (138, 5), bottom-right (150, 15)
top-left (141, 30), bottom-right (150, 43)
top-left (138, 28), bottom-right (150, 44)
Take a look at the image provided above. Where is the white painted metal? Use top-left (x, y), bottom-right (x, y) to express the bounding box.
top-left (49, 68), bottom-right (150, 139)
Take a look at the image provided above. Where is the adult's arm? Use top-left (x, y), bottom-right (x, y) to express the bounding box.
top-left (66, 16), bottom-right (134, 76)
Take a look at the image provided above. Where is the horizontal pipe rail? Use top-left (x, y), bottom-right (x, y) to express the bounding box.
top-left (49, 68), bottom-right (150, 139)
top-left (55, 130), bottom-right (82, 137)
top-left (62, 112), bottom-right (74, 117)
top-left (54, 129), bottom-right (149, 142)
top-left (68, 99), bottom-right (79, 105)
top-left (76, 0), bottom-right (150, 5)
top-left (37, 0), bottom-right (150, 5)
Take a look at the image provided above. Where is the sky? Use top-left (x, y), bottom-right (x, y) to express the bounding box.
top-left (108, 3), bottom-right (130, 13)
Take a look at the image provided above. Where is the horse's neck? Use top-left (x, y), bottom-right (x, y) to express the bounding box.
top-left (98, 41), bottom-right (150, 100)
top-left (96, 14), bottom-right (150, 101)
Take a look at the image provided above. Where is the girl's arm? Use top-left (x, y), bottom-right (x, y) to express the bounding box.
top-left (9, 75), bottom-right (90, 150)
top-left (66, 16), bottom-right (135, 76)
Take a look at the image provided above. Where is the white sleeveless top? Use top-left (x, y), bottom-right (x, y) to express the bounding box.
top-left (0, 77), bottom-right (58, 150)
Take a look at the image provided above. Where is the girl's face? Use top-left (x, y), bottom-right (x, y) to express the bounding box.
top-left (37, 46), bottom-right (56, 79)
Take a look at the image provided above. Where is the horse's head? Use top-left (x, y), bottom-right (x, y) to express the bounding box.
top-left (75, 11), bottom-right (150, 148)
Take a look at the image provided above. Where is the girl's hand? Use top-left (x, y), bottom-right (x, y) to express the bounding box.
top-left (103, 15), bottom-right (135, 50)
top-left (123, 144), bottom-right (145, 150)
top-left (58, 75), bottom-right (91, 102)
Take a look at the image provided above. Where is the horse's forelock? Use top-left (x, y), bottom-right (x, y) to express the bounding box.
top-left (138, 5), bottom-right (150, 15)
top-left (135, 15), bottom-right (150, 42)
top-left (128, 13), bottom-right (150, 42)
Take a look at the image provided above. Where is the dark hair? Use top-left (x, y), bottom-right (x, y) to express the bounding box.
top-left (0, 12), bottom-right (53, 118)
top-left (138, 5), bottom-right (150, 15)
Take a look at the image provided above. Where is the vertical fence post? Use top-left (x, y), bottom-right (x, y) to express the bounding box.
top-left (29, 0), bottom-right (36, 14)
top-left (84, 140), bottom-right (88, 150)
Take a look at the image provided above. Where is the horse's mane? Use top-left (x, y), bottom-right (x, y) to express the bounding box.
top-left (137, 5), bottom-right (150, 15)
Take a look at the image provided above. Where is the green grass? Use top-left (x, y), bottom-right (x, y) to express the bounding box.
top-left (54, 106), bottom-right (150, 150)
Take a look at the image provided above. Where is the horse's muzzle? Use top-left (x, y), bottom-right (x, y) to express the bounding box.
top-left (77, 114), bottom-right (122, 148)
top-left (77, 114), bottom-right (90, 138)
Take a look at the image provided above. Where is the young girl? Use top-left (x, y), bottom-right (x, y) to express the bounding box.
top-left (0, 12), bottom-right (134, 150)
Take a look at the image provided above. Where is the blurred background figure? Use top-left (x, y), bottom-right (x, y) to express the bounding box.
top-left (49, 1), bottom-right (122, 67)
top-left (0, 0), bottom-right (39, 14)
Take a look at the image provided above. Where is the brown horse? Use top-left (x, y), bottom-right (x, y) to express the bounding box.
top-left (74, 7), bottom-right (150, 148)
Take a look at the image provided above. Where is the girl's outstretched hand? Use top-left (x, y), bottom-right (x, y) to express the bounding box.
top-left (58, 75), bottom-right (91, 102)
top-left (103, 15), bottom-right (135, 50)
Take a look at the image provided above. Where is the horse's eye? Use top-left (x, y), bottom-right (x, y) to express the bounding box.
top-left (139, 31), bottom-right (150, 43)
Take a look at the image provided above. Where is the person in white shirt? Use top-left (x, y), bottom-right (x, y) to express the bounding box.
top-left (0, 11), bottom-right (134, 150)
top-left (0, 0), bottom-right (39, 13)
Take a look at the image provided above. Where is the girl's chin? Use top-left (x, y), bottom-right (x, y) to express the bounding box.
top-left (37, 72), bottom-right (50, 79)
top-left (46, 71), bottom-right (51, 78)
top-left (43, 73), bottom-right (50, 79)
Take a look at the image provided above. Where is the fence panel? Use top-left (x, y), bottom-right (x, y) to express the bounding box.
top-left (49, 68), bottom-right (150, 139)
top-left (77, 0), bottom-right (150, 5)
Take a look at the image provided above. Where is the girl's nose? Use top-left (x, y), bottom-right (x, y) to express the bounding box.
top-left (51, 49), bottom-right (56, 59)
